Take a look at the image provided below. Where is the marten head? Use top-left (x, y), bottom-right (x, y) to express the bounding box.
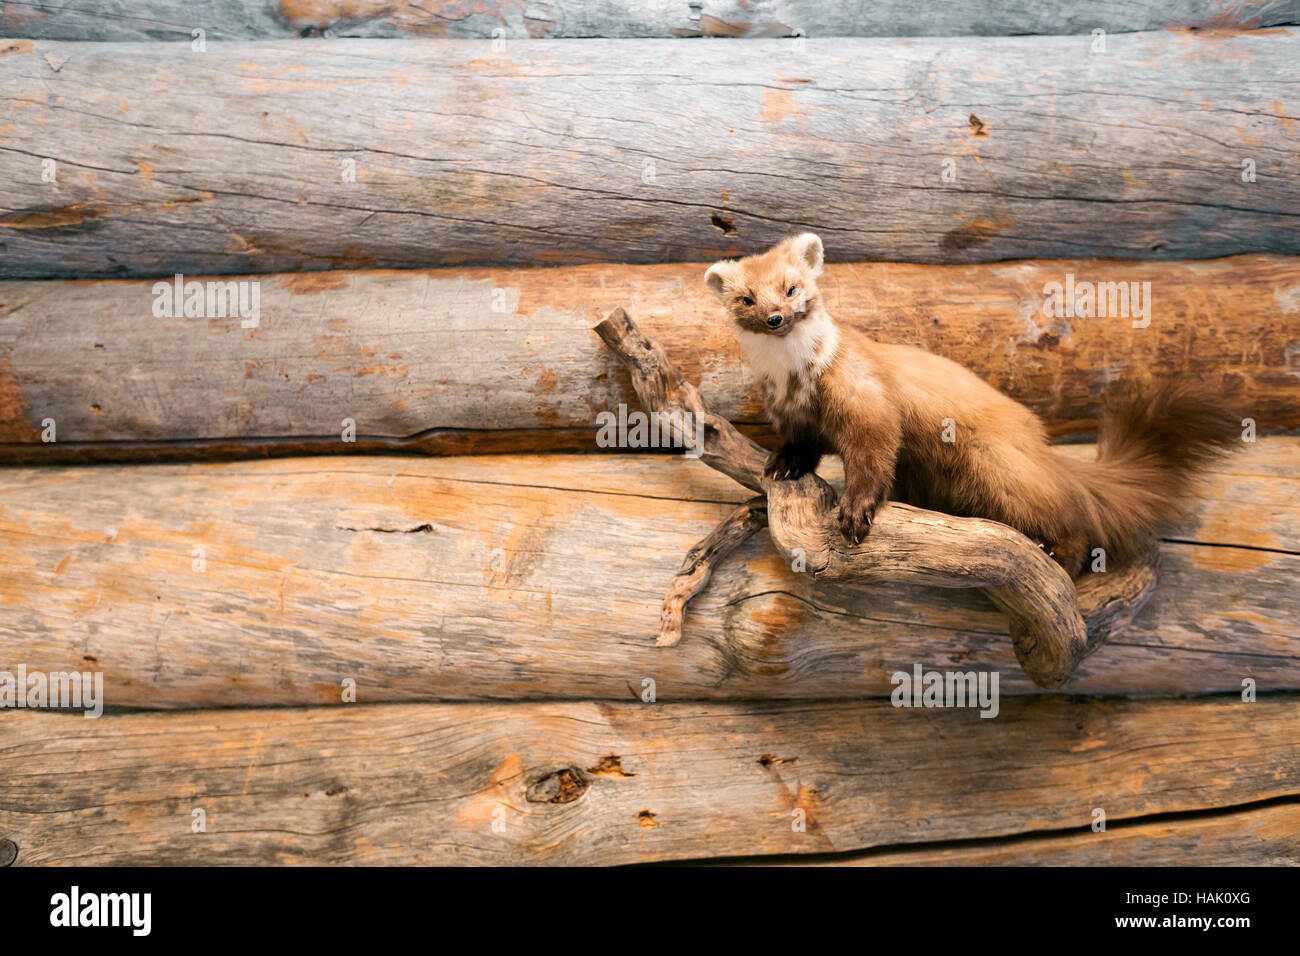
top-left (704, 233), bottom-right (824, 337)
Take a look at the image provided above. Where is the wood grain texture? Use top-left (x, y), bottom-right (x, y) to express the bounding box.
top-left (1, 694), bottom-right (1295, 865)
top-left (0, 441), bottom-right (1292, 708)
top-left (1, 255), bottom-right (1296, 455)
top-left (2, 33), bottom-right (1298, 278)
top-left (776, 800), bottom-right (1300, 865)
top-left (4, 1), bottom-right (1297, 40)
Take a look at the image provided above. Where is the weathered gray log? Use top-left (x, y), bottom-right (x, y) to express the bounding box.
top-left (2, 255), bottom-right (1296, 457)
top-left (1, 694), bottom-right (1295, 865)
top-left (4, 0), bottom-right (1296, 40)
top-left (1, 32), bottom-right (1298, 278)
top-left (0, 441), bottom-right (1292, 707)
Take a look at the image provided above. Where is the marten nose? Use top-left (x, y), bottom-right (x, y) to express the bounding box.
top-left (766, 314), bottom-right (783, 328)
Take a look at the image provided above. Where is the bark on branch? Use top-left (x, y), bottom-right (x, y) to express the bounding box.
top-left (595, 307), bottom-right (1158, 689)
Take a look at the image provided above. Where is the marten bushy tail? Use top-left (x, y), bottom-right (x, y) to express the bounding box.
top-left (1073, 380), bottom-right (1241, 563)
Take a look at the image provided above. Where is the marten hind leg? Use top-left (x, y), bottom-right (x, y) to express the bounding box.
top-left (1040, 534), bottom-right (1088, 579)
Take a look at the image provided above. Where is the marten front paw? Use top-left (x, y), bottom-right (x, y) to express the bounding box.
top-left (837, 487), bottom-right (886, 545)
top-left (764, 442), bottom-right (820, 481)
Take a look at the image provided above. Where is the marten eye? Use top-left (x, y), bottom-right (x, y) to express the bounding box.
top-left (786, 286), bottom-right (799, 297)
top-left (739, 295), bottom-right (754, 306)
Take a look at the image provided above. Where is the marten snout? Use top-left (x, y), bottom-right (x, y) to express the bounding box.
top-left (766, 314), bottom-right (784, 328)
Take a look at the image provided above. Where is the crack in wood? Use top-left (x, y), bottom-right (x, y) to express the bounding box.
top-left (673, 792), bottom-right (1300, 867)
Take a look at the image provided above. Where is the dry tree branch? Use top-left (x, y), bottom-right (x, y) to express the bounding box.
top-left (659, 497), bottom-right (767, 648)
top-left (594, 308), bottom-right (1158, 689)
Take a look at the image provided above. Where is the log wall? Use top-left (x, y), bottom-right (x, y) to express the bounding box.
top-left (3, 9), bottom-right (1298, 869)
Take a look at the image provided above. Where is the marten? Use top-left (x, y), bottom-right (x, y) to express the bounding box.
top-left (704, 234), bottom-right (1240, 578)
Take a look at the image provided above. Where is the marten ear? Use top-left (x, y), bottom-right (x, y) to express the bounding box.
top-left (704, 261), bottom-right (735, 299)
top-left (787, 233), bottom-right (824, 276)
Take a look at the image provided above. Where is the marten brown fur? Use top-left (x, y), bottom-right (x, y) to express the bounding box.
top-left (704, 234), bottom-right (1240, 577)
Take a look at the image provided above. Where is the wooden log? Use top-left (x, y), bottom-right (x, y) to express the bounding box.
top-left (2, 33), bottom-right (1298, 278)
top-left (5, 1), bottom-right (1297, 41)
top-left (0, 441), bottom-right (1293, 707)
top-left (1, 255), bottom-right (1296, 458)
top-left (775, 801), bottom-right (1300, 865)
top-left (1, 694), bottom-right (1295, 865)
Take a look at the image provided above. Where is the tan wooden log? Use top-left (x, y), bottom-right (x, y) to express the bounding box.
top-left (5, 1), bottom-right (1297, 41)
top-left (0, 694), bottom-right (1295, 865)
top-left (2, 33), bottom-right (1299, 279)
top-left (1, 255), bottom-right (1296, 458)
top-left (0, 441), bottom-right (1293, 707)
